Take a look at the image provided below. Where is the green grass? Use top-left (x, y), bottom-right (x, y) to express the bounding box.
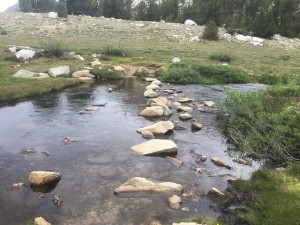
top-left (90, 67), bottom-right (124, 80)
top-left (175, 215), bottom-right (227, 225)
top-left (209, 52), bottom-right (234, 63)
top-left (230, 163), bottom-right (300, 225)
top-left (221, 84), bottom-right (300, 164)
top-left (163, 63), bottom-right (254, 84)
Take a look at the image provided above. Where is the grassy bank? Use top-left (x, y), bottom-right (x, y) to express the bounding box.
top-left (226, 163), bottom-right (300, 225)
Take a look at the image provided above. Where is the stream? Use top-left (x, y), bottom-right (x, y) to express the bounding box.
top-left (0, 78), bottom-right (264, 225)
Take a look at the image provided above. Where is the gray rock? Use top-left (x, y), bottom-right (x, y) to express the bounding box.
top-left (48, 66), bottom-right (70, 77)
top-left (184, 19), bottom-right (197, 26)
top-left (29, 171), bottom-right (61, 186)
top-left (114, 177), bottom-right (183, 194)
top-left (137, 121), bottom-right (174, 136)
top-left (191, 120), bottom-right (203, 131)
top-left (12, 69), bottom-right (37, 78)
top-left (47, 12), bottom-right (58, 19)
top-left (131, 139), bottom-right (177, 156)
top-left (15, 49), bottom-right (36, 60)
top-left (91, 59), bottom-right (101, 67)
top-left (167, 156), bottom-right (183, 167)
top-left (144, 89), bottom-right (158, 98)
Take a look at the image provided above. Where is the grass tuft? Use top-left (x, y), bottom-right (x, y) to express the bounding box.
top-left (209, 52), bottom-right (234, 63)
top-left (101, 45), bottom-right (127, 57)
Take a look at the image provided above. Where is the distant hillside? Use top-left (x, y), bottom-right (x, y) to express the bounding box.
top-left (4, 3), bottom-right (20, 13)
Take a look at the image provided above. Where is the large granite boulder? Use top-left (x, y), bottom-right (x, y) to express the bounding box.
top-left (137, 121), bottom-right (174, 136)
top-left (114, 177), bottom-right (183, 194)
top-left (48, 66), bottom-right (70, 77)
top-left (12, 69), bottom-right (37, 78)
top-left (140, 106), bottom-right (172, 117)
top-left (131, 139), bottom-right (177, 156)
top-left (29, 171), bottom-right (61, 186)
top-left (72, 70), bottom-right (95, 78)
top-left (15, 49), bottom-right (36, 61)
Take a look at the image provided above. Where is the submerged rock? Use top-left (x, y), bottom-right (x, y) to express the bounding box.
top-left (169, 195), bottom-right (182, 209)
top-left (52, 194), bottom-right (63, 207)
top-left (141, 131), bottom-right (154, 139)
top-left (211, 157), bottom-right (231, 169)
top-left (29, 171), bottom-right (61, 186)
top-left (137, 121), bottom-right (174, 136)
top-left (131, 139), bottom-right (177, 156)
top-left (166, 156), bottom-right (183, 167)
top-left (34, 217), bottom-right (51, 225)
top-left (178, 97), bottom-right (193, 103)
top-left (114, 177), bottom-right (183, 194)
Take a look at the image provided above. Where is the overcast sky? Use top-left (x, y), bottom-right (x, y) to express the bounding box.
top-left (0, 0), bottom-right (18, 12)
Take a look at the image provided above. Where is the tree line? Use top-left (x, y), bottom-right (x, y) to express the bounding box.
top-left (19, 0), bottom-right (300, 38)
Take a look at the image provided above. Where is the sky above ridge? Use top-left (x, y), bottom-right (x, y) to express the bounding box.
top-left (0, 0), bottom-right (18, 12)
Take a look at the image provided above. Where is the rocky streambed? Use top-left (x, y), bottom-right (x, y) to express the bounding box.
top-left (0, 78), bottom-right (264, 225)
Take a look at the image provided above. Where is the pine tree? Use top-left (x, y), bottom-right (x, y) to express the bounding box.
top-left (56, 0), bottom-right (68, 18)
top-left (19, 0), bottom-right (33, 12)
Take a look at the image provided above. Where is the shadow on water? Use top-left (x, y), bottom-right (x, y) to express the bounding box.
top-left (0, 78), bottom-right (265, 225)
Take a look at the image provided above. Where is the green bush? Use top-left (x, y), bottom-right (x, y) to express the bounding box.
top-left (163, 63), bottom-right (253, 84)
top-left (258, 73), bottom-right (282, 85)
top-left (0, 28), bottom-right (8, 35)
top-left (202, 21), bottom-right (219, 41)
top-left (90, 68), bottom-right (124, 80)
top-left (40, 40), bottom-right (65, 58)
top-left (55, 1), bottom-right (68, 18)
top-left (101, 46), bottom-right (127, 57)
top-left (252, 10), bottom-right (277, 38)
top-left (209, 52), bottom-right (234, 63)
top-left (222, 85), bottom-right (300, 164)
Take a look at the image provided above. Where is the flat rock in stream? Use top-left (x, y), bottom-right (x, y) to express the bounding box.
top-left (146, 84), bottom-right (160, 90)
top-left (169, 195), bottom-right (182, 209)
top-left (144, 89), bottom-right (158, 98)
top-left (147, 97), bottom-right (172, 108)
top-left (137, 121), bottom-right (174, 136)
top-left (29, 171), bottom-right (61, 186)
top-left (131, 139), bottom-right (177, 156)
top-left (178, 97), bottom-right (193, 103)
top-left (140, 106), bottom-right (172, 117)
top-left (151, 79), bottom-right (162, 86)
top-left (179, 113), bottom-right (193, 121)
top-left (211, 157), bottom-right (231, 169)
top-left (191, 120), bottom-right (203, 131)
top-left (177, 106), bottom-right (193, 113)
top-left (204, 101), bottom-right (215, 107)
top-left (114, 177), bottom-right (183, 194)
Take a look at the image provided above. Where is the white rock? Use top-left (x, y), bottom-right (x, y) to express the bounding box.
top-left (144, 89), bottom-right (158, 98)
top-left (34, 217), bottom-right (51, 225)
top-left (177, 106), bottom-right (193, 113)
top-left (114, 65), bottom-right (125, 72)
top-left (204, 101), bottom-right (215, 107)
top-left (12, 69), bottom-right (37, 78)
top-left (137, 121), bottom-right (174, 136)
top-left (179, 113), bottom-right (193, 121)
top-left (47, 12), bottom-right (58, 19)
top-left (209, 187), bottom-right (225, 196)
top-left (140, 106), bottom-right (172, 117)
top-left (169, 195), bottom-right (182, 209)
top-left (184, 19), bottom-right (197, 26)
top-left (141, 131), bottom-right (154, 139)
top-left (190, 36), bottom-right (200, 42)
top-left (15, 49), bottom-right (36, 60)
top-left (9, 47), bottom-right (17, 53)
top-left (114, 177), bottom-right (183, 194)
top-left (171, 57), bottom-right (180, 64)
top-left (48, 66), bottom-right (70, 77)
top-left (147, 97), bottom-right (172, 108)
top-left (235, 34), bottom-right (252, 42)
top-left (91, 59), bottom-right (101, 67)
top-left (178, 97), bottom-right (193, 103)
top-left (151, 79), bottom-right (162, 86)
top-left (146, 84), bottom-right (160, 90)
top-left (72, 70), bottom-right (94, 78)
top-left (211, 157), bottom-right (231, 169)
top-left (131, 139), bottom-right (177, 156)
top-left (74, 55), bottom-right (85, 61)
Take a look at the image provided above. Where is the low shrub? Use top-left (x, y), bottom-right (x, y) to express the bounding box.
top-left (258, 73), bottom-right (282, 85)
top-left (90, 67), bottom-right (124, 80)
top-left (209, 52), bottom-right (234, 63)
top-left (202, 21), bottom-right (219, 41)
top-left (40, 40), bottom-right (65, 58)
top-left (163, 63), bottom-right (253, 84)
top-left (101, 46), bottom-right (127, 57)
top-left (0, 28), bottom-right (8, 35)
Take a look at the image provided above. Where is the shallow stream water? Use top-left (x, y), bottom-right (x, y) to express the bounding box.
top-left (0, 78), bottom-right (264, 225)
